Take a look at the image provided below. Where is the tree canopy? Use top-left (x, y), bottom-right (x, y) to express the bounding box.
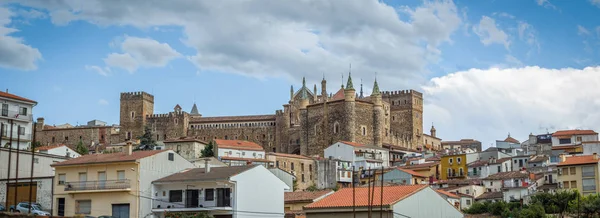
top-left (200, 141), bottom-right (215, 157)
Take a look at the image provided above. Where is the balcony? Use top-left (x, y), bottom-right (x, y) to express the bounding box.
top-left (64, 180), bottom-right (131, 193)
top-left (503, 181), bottom-right (529, 189)
top-left (151, 189), bottom-right (233, 214)
top-left (447, 173), bottom-right (466, 179)
top-left (1, 132), bottom-right (32, 142)
top-left (1, 110), bottom-right (32, 122)
top-left (355, 152), bottom-right (383, 161)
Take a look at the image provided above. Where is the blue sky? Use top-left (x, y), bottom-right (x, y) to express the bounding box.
top-left (2, 0), bottom-right (600, 147)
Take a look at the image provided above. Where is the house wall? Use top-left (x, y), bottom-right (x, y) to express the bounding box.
top-left (512, 157), bottom-right (529, 171)
top-left (231, 165), bottom-right (287, 218)
top-left (163, 141), bottom-right (206, 161)
top-left (379, 169), bottom-right (425, 184)
top-left (460, 196), bottom-right (474, 210)
top-left (0, 178), bottom-right (53, 211)
top-left (488, 161), bottom-right (512, 176)
top-left (151, 182), bottom-right (230, 209)
top-left (267, 155), bottom-right (315, 191)
top-left (43, 146), bottom-right (81, 158)
top-left (483, 180), bottom-right (503, 192)
top-left (139, 151), bottom-right (195, 218)
top-left (0, 96), bottom-right (35, 150)
top-left (324, 143), bottom-right (355, 163)
top-left (218, 148), bottom-right (266, 159)
top-left (444, 185), bottom-right (486, 198)
top-left (268, 168), bottom-right (294, 192)
top-left (558, 163), bottom-right (600, 195)
top-left (583, 142), bottom-right (600, 155)
top-left (552, 134), bottom-right (599, 146)
top-left (503, 188), bottom-right (530, 203)
top-left (441, 154), bottom-right (467, 180)
top-left (393, 187), bottom-right (463, 218)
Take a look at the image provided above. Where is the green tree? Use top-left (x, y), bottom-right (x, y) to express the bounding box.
top-left (31, 141), bottom-right (42, 150)
top-left (488, 201), bottom-right (506, 216)
top-left (569, 193), bottom-right (600, 218)
top-left (200, 141), bottom-right (215, 157)
top-left (530, 189), bottom-right (579, 216)
top-left (75, 140), bottom-right (88, 155)
top-left (164, 212), bottom-right (212, 218)
top-left (518, 203), bottom-right (546, 218)
top-left (306, 185), bottom-right (318, 192)
top-left (138, 125), bottom-right (157, 150)
top-left (464, 202), bottom-right (488, 214)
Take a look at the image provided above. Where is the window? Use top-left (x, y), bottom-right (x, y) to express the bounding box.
top-left (169, 190), bottom-right (183, 202)
top-left (309, 164), bottom-right (312, 172)
top-left (362, 126), bottom-right (367, 136)
top-left (19, 107), bottom-right (27, 116)
top-left (79, 173), bottom-right (87, 182)
top-left (497, 166), bottom-right (501, 172)
top-left (76, 200), bottom-right (91, 215)
top-left (205, 188), bottom-right (214, 201)
top-left (117, 170), bottom-right (125, 180)
top-left (33, 158), bottom-right (38, 163)
top-left (457, 157), bottom-right (461, 164)
top-left (447, 168), bottom-right (452, 177)
top-left (466, 200), bottom-right (471, 205)
top-left (291, 163), bottom-right (295, 171)
top-left (392, 116), bottom-right (396, 121)
top-left (168, 153), bottom-right (174, 161)
top-left (571, 181), bottom-right (577, 189)
top-left (563, 167), bottom-right (569, 175)
top-left (58, 174), bottom-right (66, 185)
top-left (276, 161), bottom-right (279, 168)
top-left (576, 136), bottom-right (583, 142)
top-left (302, 174), bottom-right (305, 182)
top-left (570, 167), bottom-right (576, 175)
top-left (18, 126), bottom-right (24, 135)
top-left (583, 178), bottom-right (596, 191)
top-left (301, 163), bottom-right (305, 171)
top-left (131, 111), bottom-right (135, 119)
top-left (459, 168), bottom-right (464, 176)
top-left (466, 189), bottom-right (470, 194)
top-left (1, 104), bottom-right (7, 116)
top-left (449, 158), bottom-right (453, 164)
top-left (127, 132), bottom-right (131, 140)
top-left (65, 136), bottom-right (69, 141)
top-left (563, 181), bottom-right (570, 189)
top-left (559, 138), bottom-right (571, 144)
top-left (333, 122), bottom-right (339, 134)
top-left (582, 166), bottom-right (595, 177)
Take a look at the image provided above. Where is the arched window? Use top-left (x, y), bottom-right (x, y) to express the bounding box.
top-left (131, 111), bottom-right (135, 119)
top-left (362, 126), bottom-right (367, 136)
top-left (333, 122), bottom-right (340, 134)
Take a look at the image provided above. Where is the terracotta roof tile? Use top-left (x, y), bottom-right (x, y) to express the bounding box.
top-left (476, 192), bottom-right (503, 200)
top-left (340, 141), bottom-right (365, 147)
top-left (558, 155), bottom-right (599, 166)
top-left (154, 165), bottom-right (256, 183)
top-left (398, 162), bottom-right (439, 170)
top-left (484, 171), bottom-right (529, 180)
top-left (220, 156), bottom-right (272, 163)
top-left (397, 168), bottom-right (426, 178)
top-left (331, 88), bottom-right (345, 100)
top-left (529, 156), bottom-right (549, 163)
top-left (37, 144), bottom-right (66, 151)
top-left (468, 160), bottom-right (488, 168)
top-left (504, 135), bottom-right (520, 144)
top-left (285, 190), bottom-right (333, 203)
top-left (215, 139), bottom-right (264, 151)
top-left (268, 152), bottom-right (313, 160)
top-left (52, 150), bottom-right (167, 166)
top-left (304, 185), bottom-right (428, 208)
top-left (437, 190), bottom-right (459, 199)
top-left (0, 91), bottom-right (36, 104)
top-left (553, 130), bottom-right (598, 137)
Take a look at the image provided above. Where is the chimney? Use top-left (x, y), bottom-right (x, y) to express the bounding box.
top-left (126, 141), bottom-right (133, 155)
top-left (204, 158), bottom-right (211, 174)
top-left (559, 154), bottom-right (566, 163)
top-left (594, 153), bottom-right (598, 160)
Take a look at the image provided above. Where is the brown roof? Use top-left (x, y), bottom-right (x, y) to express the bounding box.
top-left (268, 152), bottom-right (313, 160)
top-left (331, 88), bottom-right (345, 100)
top-left (437, 190), bottom-right (459, 199)
top-left (215, 139), bottom-right (264, 151)
top-left (37, 144), bottom-right (66, 151)
top-left (504, 135), bottom-right (520, 144)
top-left (397, 168), bottom-right (426, 178)
top-left (340, 141), bottom-right (365, 147)
top-left (484, 171), bottom-right (529, 180)
top-left (552, 145), bottom-right (581, 150)
top-left (468, 160), bottom-right (488, 168)
top-left (305, 185), bottom-right (428, 209)
top-left (191, 114), bottom-right (276, 123)
top-left (553, 130), bottom-right (598, 137)
top-left (558, 155), bottom-right (599, 166)
top-left (154, 165), bottom-right (256, 183)
top-left (52, 150), bottom-right (167, 167)
top-left (398, 162), bottom-right (438, 170)
top-left (0, 91), bottom-right (36, 104)
top-left (425, 156), bottom-right (441, 162)
top-left (476, 192), bottom-right (503, 200)
top-left (538, 183), bottom-right (558, 190)
top-left (489, 157), bottom-right (514, 165)
top-left (220, 156), bottom-right (272, 163)
top-left (285, 190), bottom-right (333, 203)
top-left (529, 156), bottom-right (549, 163)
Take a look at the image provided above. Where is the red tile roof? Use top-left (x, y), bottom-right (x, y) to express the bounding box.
top-left (268, 152), bottom-right (313, 160)
top-left (52, 150), bottom-right (167, 166)
top-left (331, 88), bottom-right (345, 100)
top-left (215, 139), bottom-right (264, 151)
top-left (398, 162), bottom-right (439, 170)
top-left (0, 91), bottom-right (36, 104)
top-left (476, 192), bottom-right (503, 200)
top-left (553, 130), bottom-right (598, 137)
top-left (558, 155), bottom-right (599, 166)
top-left (220, 156), bottom-right (272, 163)
top-left (340, 141), bottom-right (365, 147)
top-left (285, 190), bottom-right (333, 203)
top-left (484, 171), bottom-right (529, 180)
top-left (304, 185), bottom-right (428, 208)
top-left (397, 168), bottom-right (426, 178)
top-left (504, 135), bottom-right (520, 144)
top-left (436, 189), bottom-right (459, 199)
top-left (37, 144), bottom-right (66, 151)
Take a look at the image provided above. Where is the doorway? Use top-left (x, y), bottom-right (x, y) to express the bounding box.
top-left (112, 204), bottom-right (130, 218)
top-left (186, 189), bottom-right (199, 208)
top-left (216, 188), bottom-right (231, 207)
top-left (57, 198), bottom-right (65, 216)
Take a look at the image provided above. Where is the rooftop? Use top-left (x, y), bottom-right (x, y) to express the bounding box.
top-left (52, 150), bottom-right (167, 167)
top-left (36, 144), bottom-right (67, 151)
top-left (529, 156), bottom-right (549, 163)
top-left (441, 139), bottom-right (481, 145)
top-left (475, 192), bottom-right (503, 200)
top-left (215, 139), bottom-right (264, 151)
top-left (398, 162), bottom-right (439, 170)
top-left (558, 155), bottom-right (599, 166)
top-left (0, 90), bottom-right (36, 104)
top-left (154, 165), bottom-right (256, 183)
top-left (304, 185), bottom-right (428, 209)
top-left (484, 171), bottom-right (529, 180)
top-left (285, 190), bottom-right (333, 203)
top-left (436, 189), bottom-right (459, 199)
top-left (268, 152), bottom-right (313, 160)
top-left (504, 134), bottom-right (520, 144)
top-left (397, 168), bottom-right (426, 178)
top-left (553, 130), bottom-right (598, 137)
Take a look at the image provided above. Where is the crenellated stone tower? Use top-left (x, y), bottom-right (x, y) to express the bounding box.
top-left (119, 92), bottom-right (154, 141)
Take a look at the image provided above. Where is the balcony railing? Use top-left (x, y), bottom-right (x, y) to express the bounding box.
top-left (152, 197), bottom-right (233, 210)
top-left (1, 110), bottom-right (32, 122)
top-left (1, 132), bottom-right (32, 141)
top-left (503, 182), bottom-right (529, 188)
top-left (64, 179), bottom-right (131, 192)
top-left (356, 153), bottom-right (383, 160)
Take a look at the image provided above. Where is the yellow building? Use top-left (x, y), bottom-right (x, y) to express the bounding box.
top-left (440, 153), bottom-right (467, 180)
top-left (51, 144), bottom-right (194, 217)
top-left (558, 154), bottom-right (600, 195)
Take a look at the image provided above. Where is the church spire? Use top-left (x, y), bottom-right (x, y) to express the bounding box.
top-left (372, 76), bottom-right (380, 96)
top-left (190, 103), bottom-right (200, 115)
top-left (346, 71), bottom-right (354, 90)
top-left (359, 79), bottom-right (364, 98)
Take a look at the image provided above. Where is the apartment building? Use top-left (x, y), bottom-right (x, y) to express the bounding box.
top-left (51, 144), bottom-right (193, 217)
top-left (37, 144), bottom-right (81, 158)
top-left (378, 168), bottom-right (428, 185)
top-left (324, 141), bottom-right (390, 169)
top-left (440, 153), bottom-right (467, 180)
top-left (0, 91), bottom-right (37, 150)
top-left (398, 162), bottom-right (440, 181)
top-left (151, 164), bottom-right (289, 218)
top-left (552, 130), bottom-right (598, 146)
top-left (558, 154), bottom-right (600, 195)
top-left (314, 157), bottom-right (353, 189)
top-left (266, 152), bottom-right (315, 191)
top-left (482, 171), bottom-right (534, 202)
top-left (467, 157), bottom-right (512, 179)
top-left (214, 139), bottom-right (271, 167)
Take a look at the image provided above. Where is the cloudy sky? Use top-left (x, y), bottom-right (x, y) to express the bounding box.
top-left (2, 0), bottom-right (600, 148)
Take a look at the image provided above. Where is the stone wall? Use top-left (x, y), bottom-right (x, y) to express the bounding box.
top-left (188, 126), bottom-right (277, 152)
top-left (383, 90), bottom-right (423, 150)
top-left (148, 112), bottom-right (189, 141)
top-left (119, 92), bottom-right (154, 142)
top-left (268, 155), bottom-right (316, 191)
top-left (35, 126), bottom-right (118, 148)
top-left (353, 102), bottom-right (374, 146)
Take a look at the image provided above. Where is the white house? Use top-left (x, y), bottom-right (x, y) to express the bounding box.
top-left (437, 189), bottom-right (461, 208)
top-left (512, 155), bottom-right (529, 171)
top-left (467, 157), bottom-right (512, 178)
top-left (304, 185), bottom-right (463, 218)
top-left (0, 147), bottom-right (69, 210)
top-left (151, 164), bottom-right (289, 218)
top-left (482, 171), bottom-right (535, 203)
top-left (0, 90), bottom-right (37, 150)
top-left (528, 155), bottom-right (549, 168)
top-left (37, 144), bottom-right (81, 158)
top-left (214, 139), bottom-right (271, 167)
top-left (324, 141), bottom-right (390, 169)
top-left (552, 130), bottom-right (598, 146)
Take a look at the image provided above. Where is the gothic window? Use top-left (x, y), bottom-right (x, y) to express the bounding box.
top-left (131, 111), bottom-right (135, 120)
top-left (224, 135), bottom-right (228, 140)
top-left (392, 116), bottom-right (395, 121)
top-left (333, 122), bottom-right (340, 134)
top-left (175, 119), bottom-right (178, 124)
top-left (362, 126), bottom-right (367, 136)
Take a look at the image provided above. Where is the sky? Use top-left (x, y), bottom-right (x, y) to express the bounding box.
top-left (2, 0), bottom-right (600, 149)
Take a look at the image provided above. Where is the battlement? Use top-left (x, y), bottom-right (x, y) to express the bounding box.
top-left (381, 89), bottom-right (423, 98)
top-left (146, 111), bottom-right (188, 120)
top-left (276, 110), bottom-right (284, 115)
top-left (120, 91), bottom-right (154, 101)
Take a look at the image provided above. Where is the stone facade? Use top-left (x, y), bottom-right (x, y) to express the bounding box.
top-left (34, 118), bottom-right (119, 149)
top-left (115, 73), bottom-right (430, 157)
top-left (266, 153), bottom-right (316, 191)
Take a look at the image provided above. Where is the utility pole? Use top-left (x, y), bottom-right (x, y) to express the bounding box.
top-left (14, 125), bottom-right (21, 208)
top-left (380, 166), bottom-right (384, 218)
top-left (7, 120), bottom-right (14, 207)
top-left (370, 168), bottom-right (375, 218)
top-left (367, 167), bottom-right (371, 218)
top-left (352, 166), bottom-right (356, 218)
top-left (28, 122), bottom-right (36, 214)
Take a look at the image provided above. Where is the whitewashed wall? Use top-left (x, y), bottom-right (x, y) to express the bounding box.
top-left (218, 148), bottom-right (265, 159)
top-left (393, 187), bottom-right (464, 218)
top-left (230, 165), bottom-right (288, 218)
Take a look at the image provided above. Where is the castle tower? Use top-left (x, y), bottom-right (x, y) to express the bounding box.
top-left (313, 84), bottom-right (318, 102)
top-left (371, 79), bottom-right (383, 147)
top-left (290, 85), bottom-right (294, 102)
top-left (430, 124), bottom-right (436, 138)
top-left (120, 91), bottom-right (154, 141)
top-left (299, 88), bottom-right (309, 155)
top-left (174, 104), bottom-right (182, 113)
top-left (344, 72), bottom-right (356, 142)
top-left (321, 77), bottom-right (327, 102)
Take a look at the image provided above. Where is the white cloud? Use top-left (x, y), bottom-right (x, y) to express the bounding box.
top-left (0, 7), bottom-right (42, 71)
top-left (14, 0), bottom-right (463, 87)
top-left (517, 21), bottom-right (540, 55)
top-left (505, 55), bottom-right (523, 67)
top-left (536, 0), bottom-right (558, 10)
top-left (85, 65), bottom-right (111, 76)
top-left (98, 99), bottom-right (109, 106)
top-left (473, 16), bottom-right (510, 49)
top-left (578, 25), bottom-right (591, 36)
top-left (101, 36), bottom-right (180, 73)
top-left (423, 66), bottom-right (600, 147)
top-left (591, 0), bottom-right (600, 7)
